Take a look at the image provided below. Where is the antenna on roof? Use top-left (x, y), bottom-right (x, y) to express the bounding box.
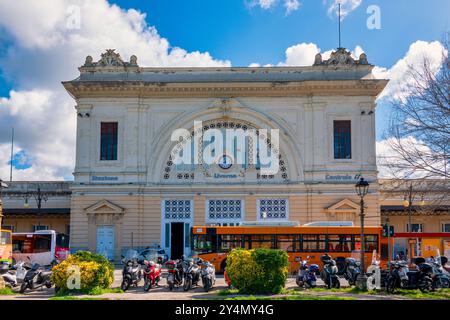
top-left (338, 2), bottom-right (342, 48)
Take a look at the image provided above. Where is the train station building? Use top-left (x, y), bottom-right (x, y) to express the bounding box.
top-left (53, 48), bottom-right (386, 261)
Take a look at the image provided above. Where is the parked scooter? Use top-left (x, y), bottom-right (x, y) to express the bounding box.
top-left (182, 258), bottom-right (201, 291)
top-left (166, 259), bottom-right (184, 291)
top-left (19, 261), bottom-right (53, 294)
top-left (342, 257), bottom-right (361, 286)
top-left (386, 258), bottom-right (433, 293)
top-left (320, 254), bottom-right (340, 289)
top-left (200, 260), bottom-right (216, 292)
top-left (295, 256), bottom-right (319, 288)
top-left (143, 260), bottom-right (162, 292)
top-left (0, 261), bottom-right (30, 288)
top-left (120, 250), bottom-right (142, 291)
top-left (428, 257), bottom-right (450, 289)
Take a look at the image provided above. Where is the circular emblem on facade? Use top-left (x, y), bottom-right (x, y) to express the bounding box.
top-left (218, 154), bottom-right (233, 170)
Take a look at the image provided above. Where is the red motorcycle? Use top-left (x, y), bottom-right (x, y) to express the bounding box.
top-left (166, 259), bottom-right (183, 291)
top-left (143, 260), bottom-right (162, 292)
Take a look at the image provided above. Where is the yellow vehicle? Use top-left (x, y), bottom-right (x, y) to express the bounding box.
top-left (0, 229), bottom-right (12, 264)
top-left (192, 224), bottom-right (389, 273)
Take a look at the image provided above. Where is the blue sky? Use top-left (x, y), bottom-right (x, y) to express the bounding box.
top-left (0, 0), bottom-right (448, 180)
top-left (109, 0), bottom-right (449, 67)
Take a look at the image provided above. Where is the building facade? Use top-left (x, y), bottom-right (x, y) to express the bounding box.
top-left (62, 48), bottom-right (387, 261)
top-left (379, 179), bottom-right (450, 258)
top-left (1, 182), bottom-right (71, 234)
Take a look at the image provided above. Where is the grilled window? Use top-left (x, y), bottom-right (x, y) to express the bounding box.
top-left (333, 120), bottom-right (351, 159)
top-left (100, 122), bottom-right (118, 160)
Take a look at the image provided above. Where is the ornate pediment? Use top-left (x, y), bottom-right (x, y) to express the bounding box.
top-left (80, 49), bottom-right (139, 70)
top-left (84, 199), bottom-right (125, 215)
top-left (326, 198), bottom-right (360, 213)
top-left (314, 48), bottom-right (369, 66)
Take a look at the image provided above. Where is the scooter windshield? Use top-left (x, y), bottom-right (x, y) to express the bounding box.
top-left (124, 249), bottom-right (139, 262)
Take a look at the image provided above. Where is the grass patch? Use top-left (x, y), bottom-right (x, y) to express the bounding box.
top-left (87, 287), bottom-right (123, 295)
top-left (225, 295), bottom-right (356, 301)
top-left (217, 288), bottom-right (240, 296)
top-left (391, 289), bottom-right (450, 300)
top-left (54, 286), bottom-right (123, 297)
top-left (49, 296), bottom-right (108, 301)
top-left (0, 287), bottom-right (15, 295)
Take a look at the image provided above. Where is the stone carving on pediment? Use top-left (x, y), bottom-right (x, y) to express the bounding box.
top-left (313, 48), bottom-right (370, 66)
top-left (81, 49), bottom-right (139, 68)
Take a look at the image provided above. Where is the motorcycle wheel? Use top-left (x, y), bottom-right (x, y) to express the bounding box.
top-left (121, 278), bottom-right (131, 291)
top-left (168, 282), bottom-right (174, 291)
top-left (333, 277), bottom-right (341, 289)
top-left (295, 279), bottom-right (303, 288)
top-left (325, 276), bottom-right (332, 289)
top-left (433, 277), bottom-right (450, 289)
top-left (144, 279), bottom-right (152, 292)
top-left (45, 282), bottom-right (52, 289)
top-left (183, 278), bottom-right (192, 292)
top-left (204, 278), bottom-right (211, 292)
top-left (419, 278), bottom-right (433, 293)
top-left (19, 282), bottom-right (28, 294)
top-left (386, 277), bottom-right (396, 294)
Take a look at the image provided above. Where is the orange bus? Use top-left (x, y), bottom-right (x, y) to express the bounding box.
top-left (0, 229), bottom-right (13, 265)
top-left (191, 224), bottom-right (389, 273)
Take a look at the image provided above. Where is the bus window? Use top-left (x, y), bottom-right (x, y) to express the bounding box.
top-left (328, 235), bottom-right (352, 252)
top-left (276, 235), bottom-right (296, 252)
top-left (301, 235), bottom-right (326, 252)
top-left (193, 234), bottom-right (216, 254)
top-left (250, 235), bottom-right (274, 249)
top-left (354, 235), bottom-right (379, 252)
top-left (13, 238), bottom-right (32, 254)
top-left (33, 235), bottom-right (51, 253)
top-left (0, 231), bottom-right (11, 245)
top-left (218, 235), bottom-right (242, 252)
top-left (56, 234), bottom-right (70, 248)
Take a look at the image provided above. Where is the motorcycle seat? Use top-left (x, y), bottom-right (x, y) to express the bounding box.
top-left (40, 271), bottom-right (52, 277)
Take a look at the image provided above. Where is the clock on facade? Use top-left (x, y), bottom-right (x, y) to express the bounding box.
top-left (218, 154), bottom-right (233, 170)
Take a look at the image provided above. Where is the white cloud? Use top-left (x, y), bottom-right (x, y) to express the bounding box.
top-left (0, 0), bottom-right (231, 181)
top-left (284, 0), bottom-right (301, 15)
top-left (376, 137), bottom-right (445, 179)
top-left (246, 0), bottom-right (301, 14)
top-left (326, 0), bottom-right (363, 19)
top-left (277, 43), bottom-right (364, 66)
top-left (373, 40), bottom-right (446, 101)
top-left (0, 90), bottom-right (75, 180)
top-left (247, 0), bottom-right (278, 10)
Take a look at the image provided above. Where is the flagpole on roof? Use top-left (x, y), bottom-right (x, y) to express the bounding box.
top-left (338, 2), bottom-right (342, 48)
top-left (10, 127), bottom-right (14, 182)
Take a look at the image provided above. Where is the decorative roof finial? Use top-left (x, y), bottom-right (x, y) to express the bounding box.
top-left (81, 49), bottom-right (139, 69)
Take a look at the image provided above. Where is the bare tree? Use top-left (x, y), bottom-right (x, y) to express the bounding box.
top-left (380, 33), bottom-right (450, 179)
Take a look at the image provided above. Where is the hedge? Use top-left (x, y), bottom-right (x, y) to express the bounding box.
top-left (226, 248), bottom-right (288, 294)
top-left (51, 251), bottom-right (114, 294)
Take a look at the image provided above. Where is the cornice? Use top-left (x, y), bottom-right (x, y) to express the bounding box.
top-left (62, 79), bottom-right (388, 99)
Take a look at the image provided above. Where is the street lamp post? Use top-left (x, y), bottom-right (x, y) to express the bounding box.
top-left (0, 179), bottom-right (8, 289)
top-left (355, 177), bottom-right (369, 290)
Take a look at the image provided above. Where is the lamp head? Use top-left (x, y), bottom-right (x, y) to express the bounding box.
top-left (355, 177), bottom-right (369, 198)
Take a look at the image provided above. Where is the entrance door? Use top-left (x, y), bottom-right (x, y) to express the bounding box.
top-left (170, 222), bottom-right (184, 260)
top-left (96, 226), bottom-right (115, 260)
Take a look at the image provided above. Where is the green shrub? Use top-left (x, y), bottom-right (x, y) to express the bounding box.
top-left (51, 251), bottom-right (114, 295)
top-left (226, 248), bottom-right (288, 294)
